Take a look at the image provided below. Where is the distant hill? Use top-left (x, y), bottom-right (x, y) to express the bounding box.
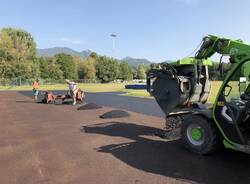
top-left (163, 60), bottom-right (174, 63)
top-left (80, 50), bottom-right (92, 58)
top-left (121, 57), bottom-right (151, 67)
top-left (37, 47), bottom-right (154, 67)
top-left (37, 47), bottom-right (91, 58)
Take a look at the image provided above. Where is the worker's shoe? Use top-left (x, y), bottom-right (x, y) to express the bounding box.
top-left (72, 101), bottom-right (76, 105)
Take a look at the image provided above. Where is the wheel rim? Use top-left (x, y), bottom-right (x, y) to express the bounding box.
top-left (186, 124), bottom-right (204, 146)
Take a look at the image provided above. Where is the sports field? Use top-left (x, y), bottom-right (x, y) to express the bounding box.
top-left (0, 81), bottom-right (224, 103)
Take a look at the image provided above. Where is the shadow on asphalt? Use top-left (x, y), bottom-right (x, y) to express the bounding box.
top-left (82, 122), bottom-right (250, 184)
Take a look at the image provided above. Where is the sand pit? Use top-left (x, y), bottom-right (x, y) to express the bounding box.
top-left (77, 103), bottom-right (102, 110)
top-left (100, 110), bottom-right (130, 119)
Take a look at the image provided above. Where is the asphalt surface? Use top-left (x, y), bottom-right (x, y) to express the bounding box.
top-left (1, 91), bottom-right (250, 184)
top-left (19, 90), bottom-right (165, 117)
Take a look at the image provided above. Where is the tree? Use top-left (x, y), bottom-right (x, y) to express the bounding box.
top-left (96, 56), bottom-right (120, 83)
top-left (14, 61), bottom-right (34, 79)
top-left (137, 64), bottom-right (147, 79)
top-left (89, 52), bottom-right (98, 60)
top-left (78, 57), bottom-right (96, 80)
top-left (48, 61), bottom-right (63, 80)
top-left (54, 53), bottom-right (77, 79)
top-left (38, 57), bottom-right (50, 79)
top-left (0, 28), bottom-right (36, 62)
top-left (0, 59), bottom-right (35, 80)
top-left (208, 62), bottom-right (232, 80)
top-left (38, 57), bottom-right (63, 80)
top-left (150, 63), bottom-right (160, 69)
top-left (0, 27), bottom-right (37, 81)
top-left (130, 66), bottom-right (137, 79)
top-left (119, 61), bottom-right (133, 81)
top-left (0, 60), bottom-right (15, 79)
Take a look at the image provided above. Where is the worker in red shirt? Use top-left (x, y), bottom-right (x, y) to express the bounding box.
top-left (32, 79), bottom-right (39, 102)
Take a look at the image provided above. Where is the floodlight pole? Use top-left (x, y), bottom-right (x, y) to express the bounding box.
top-left (110, 33), bottom-right (117, 59)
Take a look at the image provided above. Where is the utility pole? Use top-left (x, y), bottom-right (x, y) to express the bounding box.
top-left (110, 33), bottom-right (117, 58)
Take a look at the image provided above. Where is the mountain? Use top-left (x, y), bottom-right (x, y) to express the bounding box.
top-left (80, 50), bottom-right (92, 58)
top-left (37, 47), bottom-right (91, 58)
top-left (163, 60), bottom-right (174, 63)
top-left (121, 57), bottom-right (151, 67)
top-left (37, 47), bottom-right (153, 67)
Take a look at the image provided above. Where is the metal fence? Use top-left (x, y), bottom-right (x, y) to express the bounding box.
top-left (0, 78), bottom-right (101, 86)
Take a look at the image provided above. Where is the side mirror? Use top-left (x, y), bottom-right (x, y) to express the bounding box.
top-left (224, 85), bottom-right (232, 97)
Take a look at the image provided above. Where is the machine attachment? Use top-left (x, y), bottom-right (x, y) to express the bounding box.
top-left (147, 57), bottom-right (212, 117)
top-left (41, 89), bottom-right (85, 105)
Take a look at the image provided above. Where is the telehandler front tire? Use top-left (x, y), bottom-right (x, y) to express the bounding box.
top-left (181, 115), bottom-right (219, 155)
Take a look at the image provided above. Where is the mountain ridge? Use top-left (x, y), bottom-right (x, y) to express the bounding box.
top-left (37, 47), bottom-right (91, 58)
top-left (37, 47), bottom-right (167, 67)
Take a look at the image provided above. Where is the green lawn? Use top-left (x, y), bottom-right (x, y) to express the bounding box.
top-left (122, 81), bottom-right (223, 103)
top-left (121, 89), bottom-right (152, 98)
top-left (208, 81), bottom-right (222, 103)
top-left (0, 83), bottom-right (125, 92)
top-left (0, 81), bottom-right (224, 103)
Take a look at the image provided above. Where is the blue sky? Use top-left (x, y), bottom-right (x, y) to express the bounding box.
top-left (0, 0), bottom-right (250, 61)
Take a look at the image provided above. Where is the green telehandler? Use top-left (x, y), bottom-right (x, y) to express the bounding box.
top-left (147, 35), bottom-right (250, 154)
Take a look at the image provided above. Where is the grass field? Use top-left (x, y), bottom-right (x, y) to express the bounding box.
top-left (0, 81), bottom-right (224, 103)
top-left (0, 83), bottom-right (125, 92)
top-left (122, 81), bottom-right (223, 103)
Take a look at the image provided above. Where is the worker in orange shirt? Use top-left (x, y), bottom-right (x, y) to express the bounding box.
top-left (32, 79), bottom-right (39, 102)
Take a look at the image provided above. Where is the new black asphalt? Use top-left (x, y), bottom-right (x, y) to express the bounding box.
top-left (19, 91), bottom-right (165, 117)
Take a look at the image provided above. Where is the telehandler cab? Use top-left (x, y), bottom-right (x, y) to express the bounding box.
top-left (147, 35), bottom-right (250, 154)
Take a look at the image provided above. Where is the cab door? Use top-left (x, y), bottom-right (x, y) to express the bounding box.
top-left (213, 60), bottom-right (250, 144)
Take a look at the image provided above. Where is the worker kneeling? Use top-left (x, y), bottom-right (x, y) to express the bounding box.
top-left (66, 79), bottom-right (79, 105)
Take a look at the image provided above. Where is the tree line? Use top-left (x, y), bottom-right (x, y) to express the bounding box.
top-left (0, 27), bottom-right (148, 83)
top-left (1, 27), bottom-right (237, 84)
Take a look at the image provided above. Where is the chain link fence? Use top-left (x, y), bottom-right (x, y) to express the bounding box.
top-left (0, 78), bottom-right (101, 86)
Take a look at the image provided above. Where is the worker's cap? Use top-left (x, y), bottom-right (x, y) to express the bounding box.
top-left (66, 79), bottom-right (70, 83)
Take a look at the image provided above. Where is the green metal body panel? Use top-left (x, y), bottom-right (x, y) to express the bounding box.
top-left (191, 127), bottom-right (203, 141)
top-left (195, 35), bottom-right (250, 153)
top-left (177, 57), bottom-right (213, 66)
top-left (242, 62), bottom-right (250, 77)
top-left (223, 139), bottom-right (237, 150)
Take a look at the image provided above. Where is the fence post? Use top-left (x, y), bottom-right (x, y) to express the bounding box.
top-left (20, 77), bottom-right (22, 86)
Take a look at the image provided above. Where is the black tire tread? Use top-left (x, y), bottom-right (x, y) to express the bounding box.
top-left (181, 115), bottom-right (219, 155)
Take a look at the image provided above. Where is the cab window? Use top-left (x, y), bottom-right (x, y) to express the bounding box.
top-left (224, 61), bottom-right (250, 102)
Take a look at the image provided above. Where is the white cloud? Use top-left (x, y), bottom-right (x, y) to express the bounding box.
top-left (60, 37), bottom-right (81, 44)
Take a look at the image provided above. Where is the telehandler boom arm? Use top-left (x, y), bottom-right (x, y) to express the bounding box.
top-left (195, 35), bottom-right (250, 62)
